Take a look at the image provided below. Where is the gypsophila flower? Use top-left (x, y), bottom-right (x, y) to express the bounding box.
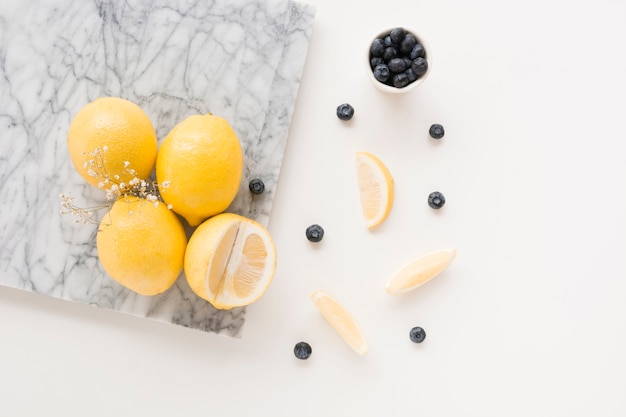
top-left (59, 193), bottom-right (108, 225)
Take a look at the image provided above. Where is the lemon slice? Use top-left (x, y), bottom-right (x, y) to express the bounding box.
top-left (355, 151), bottom-right (394, 229)
top-left (385, 248), bottom-right (457, 295)
top-left (311, 290), bottom-right (368, 356)
top-left (184, 213), bottom-right (277, 309)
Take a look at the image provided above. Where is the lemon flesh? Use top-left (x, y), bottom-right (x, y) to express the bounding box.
top-left (184, 213), bottom-right (277, 309)
top-left (67, 97), bottom-right (158, 189)
top-left (96, 196), bottom-right (187, 296)
top-left (355, 151), bottom-right (394, 229)
top-left (311, 290), bottom-right (368, 356)
top-left (156, 114), bottom-right (244, 227)
top-left (385, 248), bottom-right (457, 295)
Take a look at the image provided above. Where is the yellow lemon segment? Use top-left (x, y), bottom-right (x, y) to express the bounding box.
top-left (311, 290), bottom-right (368, 356)
top-left (67, 97), bottom-right (158, 188)
top-left (96, 196), bottom-right (187, 296)
top-left (355, 151), bottom-right (394, 229)
top-left (184, 213), bottom-right (277, 310)
top-left (385, 248), bottom-right (457, 295)
top-left (156, 114), bottom-right (244, 227)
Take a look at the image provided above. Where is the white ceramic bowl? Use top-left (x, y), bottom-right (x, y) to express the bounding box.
top-left (365, 27), bottom-right (432, 94)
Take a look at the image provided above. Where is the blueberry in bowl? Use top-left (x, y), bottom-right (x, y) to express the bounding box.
top-left (367, 27), bottom-right (431, 93)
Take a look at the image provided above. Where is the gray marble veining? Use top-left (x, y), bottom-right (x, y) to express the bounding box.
top-left (0, 0), bottom-right (315, 336)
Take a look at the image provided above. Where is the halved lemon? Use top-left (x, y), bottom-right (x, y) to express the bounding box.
top-left (355, 151), bottom-right (394, 229)
top-left (184, 213), bottom-right (277, 309)
top-left (385, 248), bottom-right (457, 295)
top-left (311, 290), bottom-right (368, 356)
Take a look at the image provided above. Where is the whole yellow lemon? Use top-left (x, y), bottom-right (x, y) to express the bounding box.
top-left (67, 97), bottom-right (157, 189)
top-left (96, 196), bottom-right (187, 296)
top-left (156, 114), bottom-right (243, 227)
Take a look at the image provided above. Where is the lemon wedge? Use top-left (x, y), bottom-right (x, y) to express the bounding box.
top-left (355, 151), bottom-right (394, 229)
top-left (385, 248), bottom-right (457, 295)
top-left (184, 213), bottom-right (277, 309)
top-left (311, 290), bottom-right (368, 356)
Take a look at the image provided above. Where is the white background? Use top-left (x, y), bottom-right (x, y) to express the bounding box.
top-left (2, 0), bottom-right (625, 415)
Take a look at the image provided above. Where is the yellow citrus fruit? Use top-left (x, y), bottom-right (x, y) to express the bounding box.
top-left (184, 213), bottom-right (277, 309)
top-left (355, 151), bottom-right (394, 229)
top-left (385, 248), bottom-right (457, 295)
top-left (311, 290), bottom-right (368, 356)
top-left (67, 97), bottom-right (158, 188)
top-left (96, 196), bottom-right (187, 296)
top-left (156, 114), bottom-right (244, 227)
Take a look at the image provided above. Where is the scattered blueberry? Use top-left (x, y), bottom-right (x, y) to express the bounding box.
top-left (411, 57), bottom-right (428, 75)
top-left (389, 27), bottom-right (406, 44)
top-left (428, 191), bottom-right (446, 209)
top-left (336, 103), bottom-right (355, 121)
top-left (370, 38), bottom-right (386, 57)
top-left (429, 123), bottom-right (445, 139)
top-left (248, 178), bottom-right (265, 194)
top-left (409, 327), bottom-right (426, 343)
top-left (305, 224), bottom-right (324, 242)
top-left (369, 27), bottom-right (428, 89)
top-left (393, 72), bottom-right (409, 88)
top-left (294, 342), bottom-right (312, 360)
top-left (388, 57), bottom-right (408, 73)
top-left (374, 64), bottom-right (390, 82)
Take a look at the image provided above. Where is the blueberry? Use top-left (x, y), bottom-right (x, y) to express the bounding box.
top-left (428, 191), bottom-right (446, 209)
top-left (336, 103), bottom-right (354, 121)
top-left (370, 56), bottom-right (383, 70)
top-left (248, 178), bottom-right (265, 194)
top-left (384, 35), bottom-right (394, 47)
top-left (305, 224), bottom-right (324, 242)
top-left (294, 342), bottom-right (312, 360)
top-left (393, 72), bottom-right (409, 88)
top-left (405, 67), bottom-right (418, 83)
top-left (370, 38), bottom-right (385, 57)
top-left (383, 46), bottom-right (398, 61)
top-left (389, 27), bottom-right (406, 44)
top-left (388, 57), bottom-right (408, 73)
top-left (373, 64), bottom-right (390, 82)
top-left (409, 327), bottom-right (426, 343)
top-left (409, 43), bottom-right (425, 60)
top-left (411, 57), bottom-right (428, 75)
top-left (429, 123), bottom-right (445, 139)
top-left (399, 33), bottom-right (417, 55)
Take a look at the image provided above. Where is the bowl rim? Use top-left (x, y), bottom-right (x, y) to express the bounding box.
top-left (365, 27), bottom-right (432, 94)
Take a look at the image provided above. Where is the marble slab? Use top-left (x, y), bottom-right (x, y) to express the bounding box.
top-left (0, 0), bottom-right (315, 336)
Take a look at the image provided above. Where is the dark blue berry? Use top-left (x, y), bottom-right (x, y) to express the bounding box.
top-left (373, 64), bottom-right (390, 82)
top-left (412, 57), bottom-right (428, 75)
top-left (409, 327), bottom-right (426, 343)
top-left (429, 123), bottom-right (445, 139)
top-left (248, 178), bottom-right (265, 194)
top-left (388, 57), bottom-right (408, 73)
top-left (409, 43), bottom-right (425, 60)
top-left (405, 67), bottom-right (418, 83)
top-left (336, 103), bottom-right (354, 121)
top-left (370, 56), bottom-right (383, 69)
top-left (393, 72), bottom-right (409, 88)
top-left (384, 35), bottom-right (394, 47)
top-left (383, 46), bottom-right (398, 61)
top-left (428, 191), bottom-right (445, 209)
top-left (399, 34), bottom-right (417, 55)
top-left (370, 38), bottom-right (385, 57)
top-left (294, 342), bottom-right (312, 360)
top-left (389, 27), bottom-right (406, 44)
top-left (305, 224), bottom-right (324, 242)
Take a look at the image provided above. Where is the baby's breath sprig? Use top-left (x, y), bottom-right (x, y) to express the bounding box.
top-left (59, 193), bottom-right (109, 225)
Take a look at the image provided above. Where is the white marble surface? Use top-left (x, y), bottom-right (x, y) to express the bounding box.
top-left (0, 0), bottom-right (315, 336)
